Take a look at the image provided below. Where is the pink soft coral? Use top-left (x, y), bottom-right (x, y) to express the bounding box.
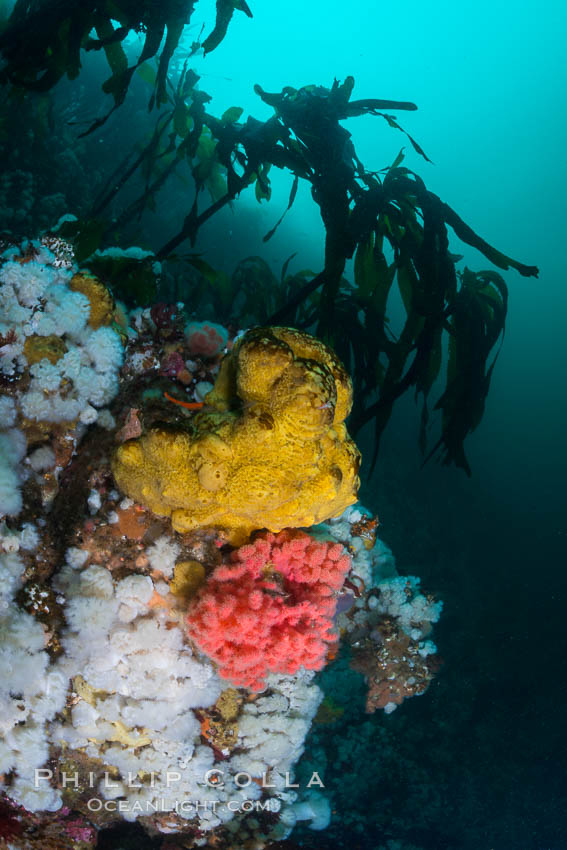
top-left (185, 320), bottom-right (228, 357)
top-left (186, 530), bottom-right (351, 690)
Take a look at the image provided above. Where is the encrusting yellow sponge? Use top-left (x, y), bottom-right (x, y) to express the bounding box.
top-left (112, 327), bottom-right (361, 544)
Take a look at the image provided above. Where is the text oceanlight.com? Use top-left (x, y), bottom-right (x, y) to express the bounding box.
top-left (34, 768), bottom-right (324, 815)
top-left (87, 798), bottom-right (281, 814)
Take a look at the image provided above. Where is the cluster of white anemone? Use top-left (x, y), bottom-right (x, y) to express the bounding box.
top-left (0, 515), bottom-right (325, 838)
top-left (0, 240), bottom-right (123, 517)
top-left (0, 242), bottom-right (123, 424)
top-left (315, 505), bottom-right (443, 649)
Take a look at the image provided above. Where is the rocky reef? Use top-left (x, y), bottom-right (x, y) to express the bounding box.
top-left (0, 236), bottom-right (441, 849)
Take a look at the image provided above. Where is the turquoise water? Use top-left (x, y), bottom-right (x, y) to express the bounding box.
top-left (169, 19), bottom-right (567, 846)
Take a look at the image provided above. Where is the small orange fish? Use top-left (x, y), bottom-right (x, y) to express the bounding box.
top-left (163, 391), bottom-right (204, 410)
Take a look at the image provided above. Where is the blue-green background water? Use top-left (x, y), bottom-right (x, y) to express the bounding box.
top-left (162, 4), bottom-right (567, 846)
top-left (2, 0), bottom-right (567, 846)
top-left (180, 16), bottom-right (567, 845)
